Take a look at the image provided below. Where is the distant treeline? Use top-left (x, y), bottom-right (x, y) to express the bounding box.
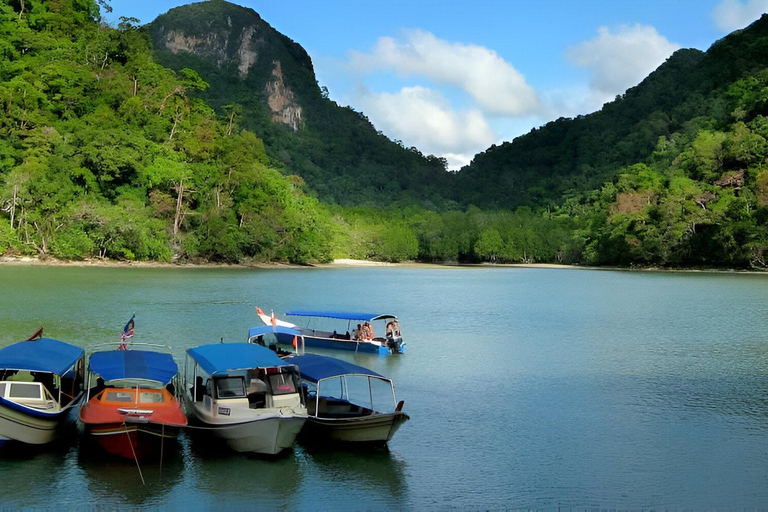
top-left (0, 2), bottom-right (767, 269)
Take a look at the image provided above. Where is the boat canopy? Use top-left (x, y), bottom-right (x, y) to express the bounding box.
top-left (285, 354), bottom-right (384, 383)
top-left (0, 338), bottom-right (84, 376)
top-left (187, 343), bottom-right (288, 375)
top-left (89, 350), bottom-right (178, 385)
top-left (286, 310), bottom-right (397, 322)
top-left (248, 325), bottom-right (301, 338)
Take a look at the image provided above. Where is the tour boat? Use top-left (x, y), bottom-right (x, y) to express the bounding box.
top-left (284, 354), bottom-right (409, 445)
top-left (0, 337), bottom-right (85, 447)
top-left (250, 307), bottom-right (405, 355)
top-left (79, 347), bottom-right (187, 460)
top-left (183, 343), bottom-right (307, 455)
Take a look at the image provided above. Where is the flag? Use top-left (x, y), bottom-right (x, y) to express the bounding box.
top-left (270, 310), bottom-right (277, 328)
top-left (26, 326), bottom-right (44, 341)
top-left (119, 314), bottom-right (135, 350)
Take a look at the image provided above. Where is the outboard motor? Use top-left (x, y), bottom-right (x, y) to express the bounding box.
top-left (386, 335), bottom-right (404, 354)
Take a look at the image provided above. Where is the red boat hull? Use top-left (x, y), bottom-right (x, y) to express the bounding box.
top-left (79, 387), bottom-right (187, 460)
top-left (86, 422), bottom-right (181, 460)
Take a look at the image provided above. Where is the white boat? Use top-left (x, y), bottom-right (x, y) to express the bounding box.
top-left (0, 337), bottom-right (85, 447)
top-left (284, 354), bottom-right (409, 445)
top-left (183, 343), bottom-right (307, 455)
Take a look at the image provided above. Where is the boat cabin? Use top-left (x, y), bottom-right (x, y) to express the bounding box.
top-left (0, 379), bottom-right (60, 412)
top-left (185, 343), bottom-right (304, 414)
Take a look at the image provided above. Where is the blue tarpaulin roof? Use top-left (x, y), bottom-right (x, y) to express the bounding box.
top-left (284, 354), bottom-right (383, 382)
top-left (286, 310), bottom-right (396, 321)
top-left (248, 325), bottom-right (301, 338)
top-left (187, 343), bottom-right (289, 375)
top-left (89, 350), bottom-right (178, 385)
top-left (0, 338), bottom-right (84, 376)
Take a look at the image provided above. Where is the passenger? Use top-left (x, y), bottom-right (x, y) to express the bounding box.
top-left (194, 376), bottom-right (206, 401)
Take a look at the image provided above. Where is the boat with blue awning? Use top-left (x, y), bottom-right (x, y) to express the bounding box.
top-left (183, 343), bottom-right (307, 455)
top-left (251, 307), bottom-right (405, 355)
top-left (0, 337), bottom-right (85, 447)
top-left (284, 354), bottom-right (409, 445)
top-left (79, 345), bottom-right (187, 460)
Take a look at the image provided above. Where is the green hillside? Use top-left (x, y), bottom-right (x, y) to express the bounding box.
top-left (0, 0), bottom-right (767, 269)
top-left (146, 0), bottom-right (453, 209)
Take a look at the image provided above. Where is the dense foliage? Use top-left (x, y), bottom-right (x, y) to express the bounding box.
top-left (1, 0), bottom-right (767, 270)
top-left (0, 0), bottom-right (333, 263)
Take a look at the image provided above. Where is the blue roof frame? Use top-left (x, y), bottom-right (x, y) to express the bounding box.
top-left (284, 354), bottom-right (384, 383)
top-left (286, 310), bottom-right (397, 321)
top-left (89, 350), bottom-right (178, 385)
top-left (248, 325), bottom-right (301, 338)
top-left (0, 338), bottom-right (84, 376)
top-left (187, 343), bottom-right (289, 375)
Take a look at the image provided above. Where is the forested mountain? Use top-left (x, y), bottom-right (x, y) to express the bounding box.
top-left (455, 15), bottom-right (768, 210)
top-left (146, 0), bottom-right (453, 208)
top-left (1, 0), bottom-right (767, 269)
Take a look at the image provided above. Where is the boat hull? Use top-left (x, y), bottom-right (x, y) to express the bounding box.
top-left (189, 408), bottom-right (306, 455)
top-left (300, 411), bottom-right (409, 445)
top-left (83, 422), bottom-right (181, 460)
top-left (0, 397), bottom-right (78, 446)
top-left (275, 332), bottom-right (403, 355)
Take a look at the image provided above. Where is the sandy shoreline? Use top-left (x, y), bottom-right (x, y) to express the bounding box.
top-left (0, 255), bottom-right (764, 273)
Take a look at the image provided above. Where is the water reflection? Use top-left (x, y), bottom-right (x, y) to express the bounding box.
top-left (78, 438), bottom-right (185, 506)
top-left (298, 445), bottom-right (408, 502)
top-left (184, 432), bottom-right (303, 504)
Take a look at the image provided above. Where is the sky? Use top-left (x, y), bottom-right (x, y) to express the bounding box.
top-left (104, 0), bottom-right (768, 169)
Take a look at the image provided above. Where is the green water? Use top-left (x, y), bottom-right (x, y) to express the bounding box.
top-left (1, 265), bottom-right (768, 509)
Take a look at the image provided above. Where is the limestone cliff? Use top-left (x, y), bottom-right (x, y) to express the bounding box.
top-left (148, 0), bottom-right (308, 132)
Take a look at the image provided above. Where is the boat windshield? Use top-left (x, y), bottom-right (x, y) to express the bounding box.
top-left (215, 377), bottom-right (246, 398)
top-left (9, 382), bottom-right (42, 400)
top-left (0, 382), bottom-right (5, 396)
top-left (104, 389), bottom-right (165, 403)
top-left (267, 373), bottom-right (297, 395)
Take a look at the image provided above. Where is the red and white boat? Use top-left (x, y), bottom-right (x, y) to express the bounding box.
top-left (79, 346), bottom-right (187, 460)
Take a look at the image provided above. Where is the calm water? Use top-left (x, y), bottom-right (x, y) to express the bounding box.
top-left (1, 265), bottom-right (768, 509)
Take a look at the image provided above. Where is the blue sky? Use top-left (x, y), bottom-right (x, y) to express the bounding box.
top-left (104, 0), bottom-right (768, 168)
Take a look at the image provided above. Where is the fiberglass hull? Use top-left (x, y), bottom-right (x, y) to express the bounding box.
top-left (0, 397), bottom-right (76, 446)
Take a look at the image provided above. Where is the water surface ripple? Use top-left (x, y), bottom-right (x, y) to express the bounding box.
top-left (0, 266), bottom-right (767, 509)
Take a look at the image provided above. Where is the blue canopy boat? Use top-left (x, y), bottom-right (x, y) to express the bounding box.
top-left (79, 346), bottom-right (187, 460)
top-left (284, 354), bottom-right (409, 445)
top-left (0, 337), bottom-right (85, 447)
top-left (183, 343), bottom-right (307, 455)
top-left (250, 308), bottom-right (405, 355)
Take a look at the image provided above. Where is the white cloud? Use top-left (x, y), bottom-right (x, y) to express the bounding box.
top-left (565, 24), bottom-right (679, 104)
top-left (712, 0), bottom-right (768, 31)
top-left (349, 29), bottom-right (540, 117)
top-left (353, 86), bottom-right (496, 169)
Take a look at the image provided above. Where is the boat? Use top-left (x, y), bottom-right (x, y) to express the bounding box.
top-left (78, 346), bottom-right (187, 460)
top-left (284, 354), bottom-right (409, 445)
top-left (0, 337), bottom-right (85, 447)
top-left (250, 307), bottom-right (405, 355)
top-left (182, 343), bottom-right (307, 455)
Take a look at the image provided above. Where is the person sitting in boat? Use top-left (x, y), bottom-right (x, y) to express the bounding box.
top-left (353, 324), bottom-right (361, 340)
top-left (360, 322), bottom-right (374, 341)
top-left (386, 320), bottom-right (401, 337)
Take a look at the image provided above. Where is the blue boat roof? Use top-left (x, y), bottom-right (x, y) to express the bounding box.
top-left (248, 325), bottom-right (301, 338)
top-left (0, 338), bottom-right (84, 376)
top-left (89, 350), bottom-right (178, 385)
top-left (284, 354), bottom-right (384, 382)
top-left (187, 343), bottom-right (289, 375)
top-left (286, 310), bottom-right (397, 321)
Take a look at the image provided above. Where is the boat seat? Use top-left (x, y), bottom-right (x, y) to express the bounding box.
top-left (248, 392), bottom-right (266, 409)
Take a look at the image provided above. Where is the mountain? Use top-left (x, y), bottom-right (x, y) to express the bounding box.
top-left (146, 0), bottom-right (453, 208)
top-left (454, 14), bottom-right (768, 209)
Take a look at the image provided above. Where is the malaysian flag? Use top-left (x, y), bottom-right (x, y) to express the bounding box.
top-left (119, 314), bottom-right (135, 350)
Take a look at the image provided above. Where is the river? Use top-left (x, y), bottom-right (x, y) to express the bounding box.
top-left (0, 265), bottom-right (767, 509)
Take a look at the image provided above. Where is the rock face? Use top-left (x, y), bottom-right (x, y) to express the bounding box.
top-left (148, 1), bottom-right (309, 132)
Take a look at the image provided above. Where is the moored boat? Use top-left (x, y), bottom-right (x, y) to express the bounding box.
top-left (183, 343), bottom-right (307, 455)
top-left (0, 337), bottom-right (85, 447)
top-left (284, 354), bottom-right (409, 445)
top-left (251, 307), bottom-right (405, 355)
top-left (79, 347), bottom-right (187, 460)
